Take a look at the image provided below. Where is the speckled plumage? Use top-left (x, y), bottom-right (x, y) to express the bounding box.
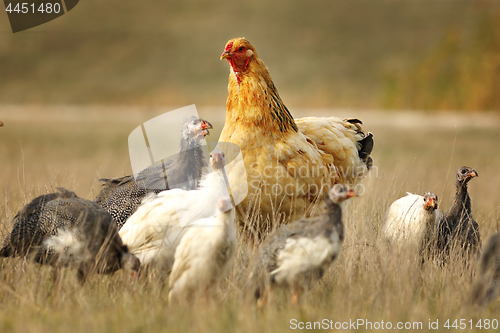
top-left (95, 117), bottom-right (211, 229)
top-left (0, 188), bottom-right (140, 281)
top-left (248, 185), bottom-right (354, 304)
top-left (219, 38), bottom-right (373, 237)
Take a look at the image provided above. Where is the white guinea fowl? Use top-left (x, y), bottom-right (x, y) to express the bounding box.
top-left (383, 192), bottom-right (441, 248)
top-left (168, 197), bottom-right (235, 303)
top-left (118, 149), bottom-right (231, 269)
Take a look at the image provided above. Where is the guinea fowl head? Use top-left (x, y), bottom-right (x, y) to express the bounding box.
top-left (218, 197), bottom-right (233, 213)
top-left (423, 192), bottom-right (439, 211)
top-left (182, 117), bottom-right (213, 142)
top-left (220, 38), bottom-right (258, 78)
top-left (456, 166), bottom-right (478, 185)
top-left (210, 149), bottom-right (226, 171)
top-left (120, 249), bottom-right (141, 280)
top-left (328, 184), bottom-right (357, 204)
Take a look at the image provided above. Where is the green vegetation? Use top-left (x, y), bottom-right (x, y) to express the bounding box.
top-left (382, 5), bottom-right (500, 112)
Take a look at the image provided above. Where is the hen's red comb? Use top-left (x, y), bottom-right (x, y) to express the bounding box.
top-left (225, 41), bottom-right (233, 52)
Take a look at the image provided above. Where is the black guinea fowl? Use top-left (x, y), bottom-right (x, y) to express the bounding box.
top-left (0, 188), bottom-right (140, 282)
top-left (436, 166), bottom-right (480, 262)
top-left (94, 116), bottom-right (212, 229)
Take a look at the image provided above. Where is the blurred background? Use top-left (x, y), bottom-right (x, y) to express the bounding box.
top-left (0, 0), bottom-right (499, 221)
top-left (0, 0), bottom-right (499, 111)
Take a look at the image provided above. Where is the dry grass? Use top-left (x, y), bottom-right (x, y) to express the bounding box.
top-left (1, 106), bottom-right (500, 332)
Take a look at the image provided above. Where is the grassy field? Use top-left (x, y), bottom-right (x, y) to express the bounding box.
top-left (0, 106), bottom-right (499, 332)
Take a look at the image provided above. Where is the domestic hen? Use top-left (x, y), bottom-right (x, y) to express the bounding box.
top-left (219, 37), bottom-right (373, 239)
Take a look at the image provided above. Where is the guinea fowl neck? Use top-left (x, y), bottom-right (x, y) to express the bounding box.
top-left (324, 199), bottom-right (344, 240)
top-left (174, 138), bottom-right (206, 170)
top-left (450, 181), bottom-right (472, 217)
top-left (225, 57), bottom-right (298, 137)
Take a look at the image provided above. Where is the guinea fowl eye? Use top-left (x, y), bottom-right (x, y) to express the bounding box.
top-left (461, 169), bottom-right (467, 174)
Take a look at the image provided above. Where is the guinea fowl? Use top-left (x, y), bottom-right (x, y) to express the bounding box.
top-left (436, 166), bottom-right (480, 261)
top-left (168, 197), bottom-right (235, 303)
top-left (383, 192), bottom-right (441, 251)
top-left (95, 117), bottom-right (212, 229)
top-left (118, 149), bottom-right (231, 270)
top-left (248, 185), bottom-right (356, 305)
top-left (470, 233), bottom-right (500, 306)
top-left (219, 37), bottom-right (373, 239)
top-left (0, 188), bottom-right (140, 282)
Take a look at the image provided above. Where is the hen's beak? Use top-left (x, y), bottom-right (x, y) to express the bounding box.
top-left (220, 51), bottom-right (232, 60)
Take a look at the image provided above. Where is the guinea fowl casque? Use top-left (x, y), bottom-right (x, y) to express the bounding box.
top-left (248, 185), bottom-right (355, 305)
top-left (436, 166), bottom-right (480, 262)
top-left (95, 117), bottom-right (212, 229)
top-left (383, 192), bottom-right (441, 251)
top-left (168, 197), bottom-right (235, 303)
top-left (0, 188), bottom-right (140, 282)
top-left (118, 149), bottom-right (231, 270)
top-left (219, 37), bottom-right (373, 240)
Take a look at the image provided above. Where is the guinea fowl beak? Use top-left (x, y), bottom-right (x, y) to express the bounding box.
top-left (469, 170), bottom-right (478, 178)
top-left (220, 51), bottom-right (232, 60)
top-left (346, 189), bottom-right (357, 198)
top-left (0, 120), bottom-right (3, 126)
top-left (201, 120), bottom-right (213, 130)
top-left (424, 198), bottom-right (437, 210)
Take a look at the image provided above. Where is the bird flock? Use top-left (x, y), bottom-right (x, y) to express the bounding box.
top-left (0, 37), bottom-right (499, 308)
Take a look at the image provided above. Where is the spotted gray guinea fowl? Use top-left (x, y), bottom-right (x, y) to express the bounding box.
top-left (436, 166), bottom-right (481, 262)
top-left (470, 233), bottom-right (500, 306)
top-left (0, 188), bottom-right (140, 282)
top-left (248, 184), bottom-right (356, 305)
top-left (95, 117), bottom-right (212, 229)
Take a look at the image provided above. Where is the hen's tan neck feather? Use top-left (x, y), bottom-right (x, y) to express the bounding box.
top-left (223, 57), bottom-right (298, 140)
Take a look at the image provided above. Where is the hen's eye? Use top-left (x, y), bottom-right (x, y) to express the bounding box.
top-left (238, 47), bottom-right (244, 52)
